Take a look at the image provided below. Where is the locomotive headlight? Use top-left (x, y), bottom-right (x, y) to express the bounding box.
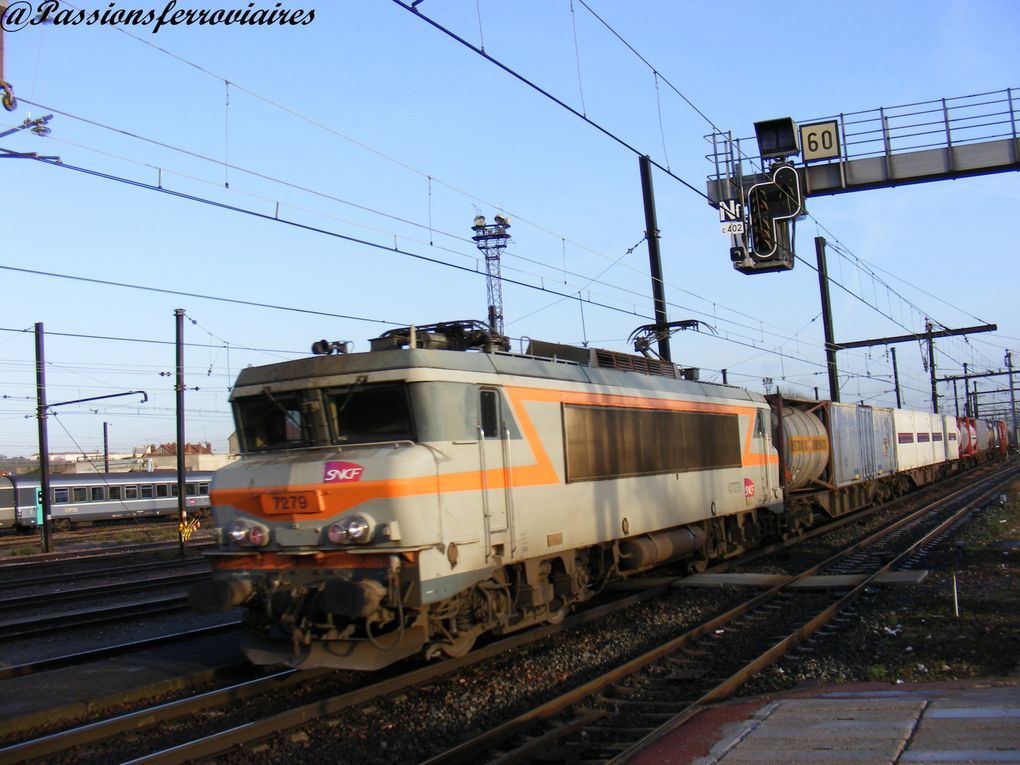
top-left (325, 514), bottom-right (375, 545)
top-left (229, 521), bottom-right (249, 543)
top-left (229, 520), bottom-right (270, 547)
top-left (344, 515), bottom-right (373, 543)
top-left (247, 524), bottom-right (269, 547)
top-left (327, 522), bottom-right (348, 544)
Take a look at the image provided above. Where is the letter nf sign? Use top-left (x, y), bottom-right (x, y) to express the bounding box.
top-left (718, 199), bottom-right (742, 222)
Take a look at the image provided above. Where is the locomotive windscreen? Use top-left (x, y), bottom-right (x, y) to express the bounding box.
top-left (236, 391), bottom-right (307, 451)
top-left (324, 383), bottom-right (414, 443)
top-left (235, 383), bottom-right (416, 451)
top-left (564, 405), bottom-right (742, 482)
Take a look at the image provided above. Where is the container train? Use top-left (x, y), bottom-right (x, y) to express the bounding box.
top-left (189, 320), bottom-right (1008, 671)
top-left (0, 471), bottom-right (214, 531)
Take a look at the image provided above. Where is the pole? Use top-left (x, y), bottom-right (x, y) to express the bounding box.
top-left (175, 309), bottom-right (187, 557)
top-left (815, 237), bottom-right (839, 402)
top-left (890, 347), bottom-right (902, 408)
top-left (721, 369), bottom-right (727, 384)
top-left (953, 379), bottom-right (959, 418)
top-left (103, 422), bottom-right (110, 473)
top-left (963, 363), bottom-right (970, 417)
top-left (927, 320), bottom-right (939, 413)
top-left (1007, 351), bottom-right (1017, 449)
top-left (34, 323), bottom-right (52, 553)
top-left (639, 155), bottom-right (670, 361)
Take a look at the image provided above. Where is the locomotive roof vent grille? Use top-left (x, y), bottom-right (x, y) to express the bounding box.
top-left (525, 339), bottom-right (683, 379)
top-left (368, 320), bottom-right (509, 354)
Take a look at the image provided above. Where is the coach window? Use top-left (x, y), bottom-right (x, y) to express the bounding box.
top-left (140, 485), bottom-right (154, 499)
top-left (91, 487), bottom-right (105, 501)
top-left (53, 488), bottom-right (70, 503)
top-left (72, 487), bottom-right (88, 503)
top-left (156, 484), bottom-right (169, 498)
top-left (124, 485), bottom-right (139, 500)
top-left (109, 486), bottom-right (122, 500)
top-left (480, 389), bottom-right (500, 438)
top-left (186, 483), bottom-right (197, 496)
top-left (199, 482), bottom-right (209, 495)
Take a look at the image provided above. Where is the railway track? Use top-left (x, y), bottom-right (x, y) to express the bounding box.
top-left (2, 465), bottom-right (1011, 765)
top-left (0, 557), bottom-right (212, 640)
top-left (0, 622), bottom-right (242, 681)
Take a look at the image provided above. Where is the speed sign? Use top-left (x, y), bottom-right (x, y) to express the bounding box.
top-left (799, 120), bottom-right (840, 162)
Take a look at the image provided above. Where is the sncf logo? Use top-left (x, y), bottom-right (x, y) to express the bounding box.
top-left (744, 478), bottom-right (755, 498)
top-left (324, 461), bottom-right (364, 483)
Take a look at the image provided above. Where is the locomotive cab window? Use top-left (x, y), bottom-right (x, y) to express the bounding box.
top-left (236, 390), bottom-right (308, 452)
top-left (325, 382), bottom-right (414, 444)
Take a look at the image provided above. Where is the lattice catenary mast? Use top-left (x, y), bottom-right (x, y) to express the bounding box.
top-left (471, 214), bottom-right (511, 337)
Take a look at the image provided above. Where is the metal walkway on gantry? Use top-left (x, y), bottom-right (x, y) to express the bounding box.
top-left (706, 88), bottom-right (1020, 203)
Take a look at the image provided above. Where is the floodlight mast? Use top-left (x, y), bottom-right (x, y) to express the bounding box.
top-left (471, 214), bottom-right (511, 337)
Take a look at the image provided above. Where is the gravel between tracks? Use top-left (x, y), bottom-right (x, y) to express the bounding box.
top-left (743, 477), bottom-right (1020, 694)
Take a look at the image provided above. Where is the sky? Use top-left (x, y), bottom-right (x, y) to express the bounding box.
top-left (0, 0), bottom-right (1018, 458)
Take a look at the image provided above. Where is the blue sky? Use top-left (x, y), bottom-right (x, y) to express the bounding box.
top-left (1, 0), bottom-right (1018, 457)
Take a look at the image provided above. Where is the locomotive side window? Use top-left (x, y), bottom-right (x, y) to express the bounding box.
top-left (236, 391), bottom-right (307, 451)
top-left (325, 383), bottom-right (414, 444)
top-left (480, 389), bottom-right (500, 438)
top-left (564, 405), bottom-right (742, 482)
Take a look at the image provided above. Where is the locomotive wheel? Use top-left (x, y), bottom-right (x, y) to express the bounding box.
top-left (546, 598), bottom-right (570, 625)
top-left (438, 629), bottom-right (478, 658)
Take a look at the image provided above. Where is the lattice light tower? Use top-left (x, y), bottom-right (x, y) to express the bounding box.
top-left (471, 214), bottom-right (511, 337)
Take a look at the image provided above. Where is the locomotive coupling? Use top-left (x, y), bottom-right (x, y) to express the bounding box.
top-left (190, 577), bottom-right (254, 614)
top-left (321, 578), bottom-right (387, 617)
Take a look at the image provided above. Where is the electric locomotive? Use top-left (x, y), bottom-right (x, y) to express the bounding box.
top-left (192, 321), bottom-right (786, 670)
